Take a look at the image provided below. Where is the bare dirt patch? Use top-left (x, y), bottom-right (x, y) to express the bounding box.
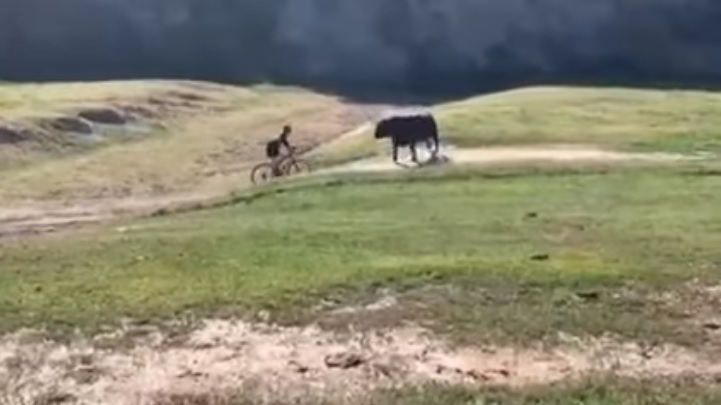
top-left (0, 123), bottom-right (31, 144)
top-left (166, 91), bottom-right (211, 103)
top-left (77, 108), bottom-right (128, 125)
top-left (2, 320), bottom-right (720, 405)
top-left (146, 95), bottom-right (205, 113)
top-left (114, 104), bottom-right (157, 120)
top-left (0, 189), bottom-right (231, 240)
top-left (39, 116), bottom-right (94, 135)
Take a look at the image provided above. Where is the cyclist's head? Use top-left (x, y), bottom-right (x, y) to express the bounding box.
top-left (282, 125), bottom-right (292, 135)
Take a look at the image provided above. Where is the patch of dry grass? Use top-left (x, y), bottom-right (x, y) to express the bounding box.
top-left (307, 123), bottom-right (381, 167)
top-left (0, 80), bottom-right (253, 170)
top-left (0, 80), bottom-right (240, 117)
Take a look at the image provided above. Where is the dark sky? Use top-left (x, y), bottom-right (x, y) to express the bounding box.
top-left (2, 0), bottom-right (721, 99)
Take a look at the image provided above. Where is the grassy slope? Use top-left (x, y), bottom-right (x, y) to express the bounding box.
top-left (2, 165), bottom-right (720, 346)
top-left (440, 86), bottom-right (721, 152)
top-left (0, 82), bottom-right (363, 200)
top-left (0, 81), bottom-right (242, 166)
top-left (3, 83), bottom-right (721, 199)
top-left (312, 86), bottom-right (721, 163)
top-left (0, 80), bottom-right (226, 118)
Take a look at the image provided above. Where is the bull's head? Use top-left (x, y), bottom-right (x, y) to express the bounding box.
top-left (374, 119), bottom-right (389, 139)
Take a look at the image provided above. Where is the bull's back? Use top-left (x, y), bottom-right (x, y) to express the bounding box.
top-left (407, 114), bottom-right (439, 140)
top-left (379, 113), bottom-right (438, 144)
top-left (416, 114), bottom-right (438, 137)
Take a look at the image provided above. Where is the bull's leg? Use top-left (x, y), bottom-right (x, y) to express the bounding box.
top-left (428, 137), bottom-right (439, 161)
top-left (392, 141), bottom-right (399, 163)
top-left (410, 143), bottom-right (418, 163)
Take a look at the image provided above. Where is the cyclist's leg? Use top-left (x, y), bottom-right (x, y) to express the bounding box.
top-left (271, 156), bottom-right (283, 177)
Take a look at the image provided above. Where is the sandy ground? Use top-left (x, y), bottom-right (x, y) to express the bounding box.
top-left (3, 314), bottom-right (721, 405)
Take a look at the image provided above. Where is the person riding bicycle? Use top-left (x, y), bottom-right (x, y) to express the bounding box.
top-left (265, 125), bottom-right (294, 177)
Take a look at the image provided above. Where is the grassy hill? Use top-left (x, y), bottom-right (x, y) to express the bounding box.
top-left (3, 82), bottom-right (721, 404)
top-left (2, 83), bottom-right (721, 201)
top-left (0, 81), bottom-right (244, 166)
top-left (313, 86), bottom-right (721, 164)
top-left (440, 86), bottom-right (721, 152)
top-left (0, 81), bottom-right (369, 201)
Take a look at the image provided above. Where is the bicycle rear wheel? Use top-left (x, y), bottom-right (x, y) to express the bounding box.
top-left (250, 162), bottom-right (275, 185)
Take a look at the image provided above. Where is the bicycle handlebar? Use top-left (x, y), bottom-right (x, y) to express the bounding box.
top-left (288, 145), bottom-right (312, 155)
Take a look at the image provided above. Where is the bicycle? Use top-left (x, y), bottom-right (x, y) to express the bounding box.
top-left (250, 146), bottom-right (312, 185)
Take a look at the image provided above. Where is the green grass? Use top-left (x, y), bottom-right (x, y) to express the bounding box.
top-left (437, 86), bottom-right (721, 153)
top-left (157, 378), bottom-right (721, 405)
top-left (372, 379), bottom-right (721, 405)
top-left (2, 165), bottom-right (721, 344)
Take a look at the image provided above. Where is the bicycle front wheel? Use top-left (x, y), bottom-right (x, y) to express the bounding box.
top-left (250, 162), bottom-right (275, 185)
top-left (282, 158), bottom-right (311, 176)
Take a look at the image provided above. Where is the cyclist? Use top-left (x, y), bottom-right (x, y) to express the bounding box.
top-left (265, 125), bottom-right (294, 177)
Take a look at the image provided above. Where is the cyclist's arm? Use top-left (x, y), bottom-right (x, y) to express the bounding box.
top-left (281, 138), bottom-right (293, 153)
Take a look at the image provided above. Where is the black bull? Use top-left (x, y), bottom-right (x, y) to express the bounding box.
top-left (374, 114), bottom-right (440, 163)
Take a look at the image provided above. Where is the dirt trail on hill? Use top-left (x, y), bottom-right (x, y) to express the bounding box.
top-left (0, 105), bottom-right (384, 240)
top-left (0, 114), bottom-right (706, 240)
top-left (0, 185), bottom-right (251, 239)
top-left (325, 143), bottom-right (698, 174)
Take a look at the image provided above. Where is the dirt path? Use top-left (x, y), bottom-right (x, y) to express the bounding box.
top-left (0, 188), bottom-right (249, 238)
top-left (325, 143), bottom-right (700, 175)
